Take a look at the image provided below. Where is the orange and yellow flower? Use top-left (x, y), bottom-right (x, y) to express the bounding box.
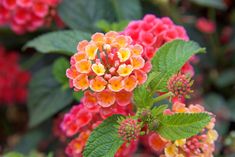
top-left (108, 76), bottom-right (123, 92)
top-left (92, 63), bottom-right (106, 76)
top-left (90, 76), bottom-right (107, 92)
top-left (66, 31), bottom-right (149, 108)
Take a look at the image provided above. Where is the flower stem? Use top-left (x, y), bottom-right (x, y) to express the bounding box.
top-left (153, 92), bottom-right (173, 103)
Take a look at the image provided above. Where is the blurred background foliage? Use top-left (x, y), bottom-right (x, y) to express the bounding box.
top-left (0, 0), bottom-right (235, 156)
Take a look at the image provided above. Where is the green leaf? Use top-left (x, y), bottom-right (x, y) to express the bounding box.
top-left (24, 30), bottom-right (90, 55)
top-left (13, 120), bottom-right (52, 154)
top-left (204, 93), bottom-right (230, 120)
top-left (96, 20), bottom-right (129, 32)
top-left (157, 113), bottom-right (211, 140)
top-left (52, 57), bottom-right (70, 86)
top-left (133, 86), bottom-right (153, 109)
top-left (143, 72), bottom-right (160, 88)
top-left (3, 152), bottom-right (24, 157)
top-left (190, 0), bottom-right (227, 10)
top-left (58, 0), bottom-right (114, 31)
top-left (47, 152), bottom-right (53, 157)
top-left (83, 115), bottom-right (124, 157)
top-left (58, 0), bottom-right (141, 31)
top-left (215, 69), bottom-right (235, 88)
top-left (28, 66), bottom-right (73, 127)
top-left (110, 0), bottom-right (142, 21)
top-left (150, 39), bottom-right (205, 92)
top-left (152, 104), bottom-right (168, 117)
top-left (73, 91), bottom-right (84, 102)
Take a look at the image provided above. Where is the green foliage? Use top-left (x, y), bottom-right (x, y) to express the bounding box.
top-left (143, 72), bottom-right (160, 88)
top-left (28, 66), bottom-right (73, 127)
top-left (152, 104), bottom-right (168, 117)
top-left (14, 125), bottom-right (50, 154)
top-left (110, 0), bottom-right (142, 21)
top-left (157, 113), bottom-right (211, 140)
top-left (190, 0), bottom-right (227, 10)
top-left (24, 30), bottom-right (90, 55)
top-left (204, 93), bottom-right (230, 135)
top-left (73, 91), bottom-right (84, 102)
top-left (215, 69), bottom-right (235, 88)
top-left (133, 86), bottom-right (153, 109)
top-left (150, 39), bottom-right (205, 92)
top-left (58, 0), bottom-right (141, 32)
top-left (4, 152), bottom-right (24, 157)
top-left (52, 57), bottom-right (70, 88)
top-left (83, 115), bottom-right (124, 157)
top-left (96, 20), bottom-right (129, 32)
top-left (3, 151), bottom-right (52, 157)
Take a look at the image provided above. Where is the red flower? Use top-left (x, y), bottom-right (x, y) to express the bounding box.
top-left (0, 46), bottom-right (30, 105)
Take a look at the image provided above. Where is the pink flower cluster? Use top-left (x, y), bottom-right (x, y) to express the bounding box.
top-left (60, 103), bottom-right (137, 157)
top-left (123, 14), bottom-right (196, 76)
top-left (0, 46), bottom-right (30, 105)
top-left (0, 0), bottom-right (60, 34)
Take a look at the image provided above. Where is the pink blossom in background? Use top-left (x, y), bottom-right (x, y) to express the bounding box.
top-left (196, 17), bottom-right (216, 34)
top-left (0, 46), bottom-right (30, 105)
top-left (123, 14), bottom-right (195, 76)
top-left (0, 0), bottom-right (61, 34)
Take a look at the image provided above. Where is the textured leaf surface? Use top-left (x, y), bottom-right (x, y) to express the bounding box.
top-left (150, 39), bottom-right (205, 92)
top-left (24, 30), bottom-right (90, 55)
top-left (83, 115), bottom-right (123, 157)
top-left (152, 104), bottom-right (168, 117)
top-left (58, 0), bottom-right (141, 31)
top-left (28, 67), bottom-right (73, 127)
top-left (157, 113), bottom-right (211, 140)
top-left (133, 86), bottom-right (153, 108)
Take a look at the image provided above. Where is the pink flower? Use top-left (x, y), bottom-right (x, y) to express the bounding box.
top-left (123, 14), bottom-right (196, 76)
top-left (123, 14), bottom-right (189, 60)
top-left (196, 18), bottom-right (216, 34)
top-left (60, 104), bottom-right (92, 137)
top-left (61, 102), bottom-right (136, 157)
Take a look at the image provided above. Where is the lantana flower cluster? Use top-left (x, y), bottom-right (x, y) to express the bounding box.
top-left (145, 102), bottom-right (217, 157)
top-left (0, 46), bottom-right (30, 105)
top-left (60, 14), bottom-right (218, 157)
top-left (66, 31), bottom-right (150, 110)
top-left (64, 31), bottom-right (148, 157)
top-left (0, 0), bottom-right (60, 34)
top-left (158, 102), bottom-right (218, 157)
top-left (123, 14), bottom-right (197, 76)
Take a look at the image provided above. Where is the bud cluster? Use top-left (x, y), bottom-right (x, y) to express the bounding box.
top-left (167, 73), bottom-right (193, 99)
top-left (118, 118), bottom-right (141, 142)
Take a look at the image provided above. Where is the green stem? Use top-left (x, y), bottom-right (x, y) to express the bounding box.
top-left (153, 92), bottom-right (173, 103)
